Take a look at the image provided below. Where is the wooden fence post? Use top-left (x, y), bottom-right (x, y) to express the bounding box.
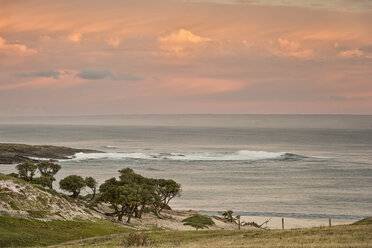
top-left (282, 218), bottom-right (284, 230)
top-left (329, 218), bottom-right (331, 227)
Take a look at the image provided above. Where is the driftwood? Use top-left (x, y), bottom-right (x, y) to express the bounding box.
top-left (217, 210), bottom-right (272, 230)
top-left (241, 217), bottom-right (272, 229)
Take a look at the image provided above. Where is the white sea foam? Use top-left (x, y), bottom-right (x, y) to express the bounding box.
top-left (67, 150), bottom-right (286, 162)
top-left (27, 157), bottom-right (52, 161)
top-left (69, 152), bottom-right (152, 161)
top-left (102, 145), bottom-right (118, 149)
top-left (171, 150), bottom-right (285, 161)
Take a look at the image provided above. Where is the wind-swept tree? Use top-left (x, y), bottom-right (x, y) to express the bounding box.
top-left (59, 175), bottom-right (86, 198)
top-left (152, 179), bottom-right (181, 216)
top-left (118, 168), bottom-right (157, 218)
top-left (16, 162), bottom-right (37, 182)
top-left (222, 210), bottom-right (244, 229)
top-left (33, 161), bottom-right (61, 189)
top-left (99, 177), bottom-right (142, 223)
top-left (85, 176), bottom-right (98, 200)
top-left (37, 161), bottom-right (61, 177)
top-left (99, 168), bottom-right (181, 222)
top-left (222, 210), bottom-right (234, 223)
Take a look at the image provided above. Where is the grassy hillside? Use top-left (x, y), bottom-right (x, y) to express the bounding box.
top-left (0, 173), bottom-right (100, 221)
top-left (0, 173), bottom-right (134, 247)
top-left (0, 215), bottom-right (132, 247)
top-left (1, 216), bottom-right (371, 247)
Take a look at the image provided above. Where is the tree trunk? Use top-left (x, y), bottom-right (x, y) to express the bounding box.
top-left (158, 198), bottom-right (172, 213)
top-left (73, 190), bottom-right (80, 198)
top-left (154, 208), bottom-right (160, 218)
top-left (159, 202), bottom-right (166, 213)
top-left (118, 212), bottom-right (123, 221)
top-left (114, 205), bottom-right (119, 215)
top-left (138, 203), bottom-right (145, 219)
top-left (134, 205), bottom-right (139, 218)
top-left (90, 188), bottom-right (96, 201)
top-left (127, 214), bottom-right (132, 223)
top-left (127, 207), bottom-right (135, 223)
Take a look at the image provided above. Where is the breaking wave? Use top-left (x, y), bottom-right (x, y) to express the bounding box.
top-left (279, 153), bottom-right (308, 161)
top-left (66, 150), bottom-right (308, 162)
top-left (101, 145), bottom-right (118, 149)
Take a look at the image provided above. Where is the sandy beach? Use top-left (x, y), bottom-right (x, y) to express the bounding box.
top-left (118, 208), bottom-right (357, 231)
top-left (240, 216), bottom-right (355, 229)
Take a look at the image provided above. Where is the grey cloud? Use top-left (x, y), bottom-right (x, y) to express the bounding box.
top-left (77, 68), bottom-right (144, 81)
top-left (13, 70), bottom-right (63, 79)
top-left (77, 68), bottom-right (113, 80)
top-left (360, 45), bottom-right (372, 53)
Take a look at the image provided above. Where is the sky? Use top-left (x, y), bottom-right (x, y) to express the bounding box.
top-left (1, 0), bottom-right (372, 115)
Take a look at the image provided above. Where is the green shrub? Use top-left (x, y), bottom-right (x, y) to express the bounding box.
top-left (182, 215), bottom-right (215, 230)
top-left (0, 215), bottom-right (132, 247)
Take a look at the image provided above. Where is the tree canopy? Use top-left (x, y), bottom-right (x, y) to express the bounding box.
top-left (16, 161), bottom-right (62, 189)
top-left (37, 161), bottom-right (61, 177)
top-left (99, 168), bottom-right (181, 223)
top-left (16, 162), bottom-right (37, 182)
top-left (33, 175), bottom-right (55, 189)
top-left (85, 176), bottom-right (98, 200)
top-left (59, 175), bottom-right (86, 198)
top-left (35, 161), bottom-right (61, 189)
top-left (222, 210), bottom-right (234, 223)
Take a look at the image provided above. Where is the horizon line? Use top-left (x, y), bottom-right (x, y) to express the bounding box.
top-left (1, 113), bottom-right (372, 118)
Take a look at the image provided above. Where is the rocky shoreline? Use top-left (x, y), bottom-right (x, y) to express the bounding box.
top-left (0, 143), bottom-right (102, 164)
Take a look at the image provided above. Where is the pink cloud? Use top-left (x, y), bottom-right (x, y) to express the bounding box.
top-left (339, 49), bottom-right (365, 58)
top-left (0, 36), bottom-right (37, 54)
top-left (158, 29), bottom-right (211, 56)
top-left (1, 0), bottom-right (372, 114)
top-left (268, 38), bottom-right (314, 59)
top-left (67, 32), bottom-right (82, 43)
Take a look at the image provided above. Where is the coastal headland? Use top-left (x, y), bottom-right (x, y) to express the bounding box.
top-left (0, 143), bottom-right (102, 164)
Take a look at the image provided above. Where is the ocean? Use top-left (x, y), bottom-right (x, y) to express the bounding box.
top-left (0, 115), bottom-right (371, 222)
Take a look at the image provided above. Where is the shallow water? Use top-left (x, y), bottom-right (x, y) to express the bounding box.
top-left (1, 115), bottom-right (371, 221)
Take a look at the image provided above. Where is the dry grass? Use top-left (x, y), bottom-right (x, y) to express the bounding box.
top-left (53, 220), bottom-right (372, 248)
